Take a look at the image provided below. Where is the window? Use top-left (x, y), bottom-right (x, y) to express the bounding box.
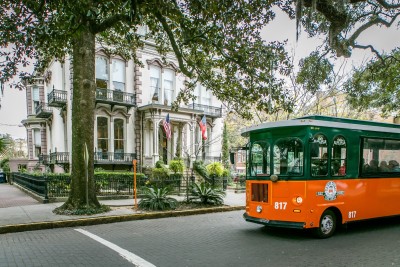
top-left (114, 118), bottom-right (124, 159)
top-left (96, 56), bottom-right (109, 89)
top-left (250, 142), bottom-right (270, 176)
top-left (202, 88), bottom-right (211, 106)
top-left (163, 69), bottom-right (174, 105)
top-left (310, 134), bottom-right (328, 176)
top-left (33, 129), bottom-right (41, 158)
top-left (273, 138), bottom-right (303, 176)
top-left (194, 84), bottom-right (200, 102)
top-left (332, 136), bottom-right (347, 176)
top-left (112, 59), bottom-right (125, 91)
top-left (150, 65), bottom-right (160, 102)
top-left (97, 117), bottom-right (109, 157)
top-left (361, 138), bottom-right (400, 176)
top-left (32, 86), bottom-right (40, 113)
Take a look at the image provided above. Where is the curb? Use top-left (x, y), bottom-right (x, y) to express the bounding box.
top-left (0, 206), bottom-right (245, 235)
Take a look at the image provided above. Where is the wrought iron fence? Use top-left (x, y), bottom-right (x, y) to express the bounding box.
top-left (11, 172), bottom-right (227, 201)
top-left (11, 172), bottom-right (202, 200)
top-left (11, 173), bottom-right (49, 201)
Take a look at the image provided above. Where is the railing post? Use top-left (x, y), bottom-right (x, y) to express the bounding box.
top-left (43, 174), bottom-right (49, 203)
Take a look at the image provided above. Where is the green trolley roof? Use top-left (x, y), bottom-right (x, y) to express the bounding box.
top-left (241, 115), bottom-right (400, 137)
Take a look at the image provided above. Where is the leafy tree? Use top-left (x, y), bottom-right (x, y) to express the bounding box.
top-left (0, 137), bottom-right (6, 154)
top-left (221, 123), bottom-right (230, 170)
top-left (344, 49), bottom-right (400, 116)
top-left (1, 1), bottom-right (398, 212)
top-left (296, 0), bottom-right (400, 59)
top-left (1, 0), bottom-right (295, 212)
top-left (296, 51), bottom-right (333, 93)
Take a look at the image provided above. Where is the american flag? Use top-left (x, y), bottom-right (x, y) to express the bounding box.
top-left (163, 113), bottom-right (172, 140)
top-left (199, 115), bottom-right (207, 140)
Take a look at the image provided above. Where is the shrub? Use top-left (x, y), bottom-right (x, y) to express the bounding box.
top-left (169, 159), bottom-right (185, 173)
top-left (206, 162), bottom-right (224, 177)
top-left (138, 186), bottom-right (178, 211)
top-left (222, 168), bottom-right (230, 178)
top-left (155, 160), bottom-right (165, 168)
top-left (151, 168), bottom-right (169, 180)
top-left (193, 160), bottom-right (208, 179)
top-left (190, 182), bottom-right (226, 205)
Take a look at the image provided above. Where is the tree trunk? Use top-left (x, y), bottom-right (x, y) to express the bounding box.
top-left (61, 26), bottom-right (100, 209)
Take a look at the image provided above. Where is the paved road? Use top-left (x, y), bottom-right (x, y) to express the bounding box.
top-left (1, 210), bottom-right (400, 267)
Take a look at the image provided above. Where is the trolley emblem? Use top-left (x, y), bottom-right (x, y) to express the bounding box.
top-left (316, 181), bottom-right (344, 201)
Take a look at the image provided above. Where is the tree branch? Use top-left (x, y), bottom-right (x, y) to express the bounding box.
top-left (153, 10), bottom-right (192, 77)
top-left (376, 0), bottom-right (400, 9)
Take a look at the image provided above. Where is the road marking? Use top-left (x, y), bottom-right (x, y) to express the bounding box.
top-left (75, 228), bottom-right (156, 267)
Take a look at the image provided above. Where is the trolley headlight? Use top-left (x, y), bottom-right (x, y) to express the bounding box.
top-left (256, 205), bottom-right (262, 213)
top-left (295, 196), bottom-right (303, 204)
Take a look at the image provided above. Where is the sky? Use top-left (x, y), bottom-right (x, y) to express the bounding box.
top-left (0, 8), bottom-right (399, 140)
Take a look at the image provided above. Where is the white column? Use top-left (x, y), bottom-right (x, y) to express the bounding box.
top-left (152, 118), bottom-right (159, 164)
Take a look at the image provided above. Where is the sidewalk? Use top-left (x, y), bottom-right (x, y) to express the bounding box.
top-left (0, 184), bottom-right (245, 234)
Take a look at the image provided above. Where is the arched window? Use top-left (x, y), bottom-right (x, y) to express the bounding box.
top-left (310, 134), bottom-right (328, 176)
top-left (150, 65), bottom-right (161, 102)
top-left (332, 136), bottom-right (347, 176)
top-left (95, 55), bottom-right (109, 89)
top-left (97, 117), bottom-right (109, 159)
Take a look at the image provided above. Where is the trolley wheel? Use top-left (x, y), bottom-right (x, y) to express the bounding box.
top-left (314, 210), bottom-right (337, 238)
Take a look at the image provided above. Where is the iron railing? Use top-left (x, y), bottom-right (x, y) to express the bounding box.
top-left (11, 172), bottom-right (227, 201)
top-left (96, 88), bottom-right (136, 106)
top-left (35, 102), bottom-right (52, 118)
top-left (50, 152), bottom-right (69, 164)
top-left (187, 103), bottom-right (222, 118)
top-left (39, 152), bottom-right (69, 165)
top-left (11, 173), bottom-right (49, 201)
top-left (94, 152), bottom-right (137, 164)
top-left (48, 89), bottom-right (67, 107)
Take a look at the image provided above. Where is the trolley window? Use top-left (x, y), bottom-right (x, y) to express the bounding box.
top-left (310, 134), bottom-right (328, 176)
top-left (273, 138), bottom-right (303, 176)
top-left (332, 136), bottom-right (347, 176)
top-left (361, 138), bottom-right (400, 176)
top-left (250, 141), bottom-right (270, 176)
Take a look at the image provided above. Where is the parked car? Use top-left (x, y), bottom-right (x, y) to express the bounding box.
top-left (0, 168), bottom-right (6, 183)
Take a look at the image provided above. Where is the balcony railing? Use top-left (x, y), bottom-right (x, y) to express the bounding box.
top-left (39, 152), bottom-right (69, 165)
top-left (35, 102), bottom-right (53, 118)
top-left (96, 88), bottom-right (136, 108)
top-left (94, 152), bottom-right (137, 164)
top-left (50, 152), bottom-right (69, 164)
top-left (48, 89), bottom-right (67, 108)
top-left (40, 152), bottom-right (135, 165)
top-left (38, 154), bottom-right (50, 165)
top-left (187, 103), bottom-right (222, 118)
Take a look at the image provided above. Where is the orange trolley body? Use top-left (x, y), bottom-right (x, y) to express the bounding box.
top-left (241, 116), bottom-right (400, 238)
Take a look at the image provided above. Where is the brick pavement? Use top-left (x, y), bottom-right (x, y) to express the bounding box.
top-left (0, 184), bottom-right (39, 208)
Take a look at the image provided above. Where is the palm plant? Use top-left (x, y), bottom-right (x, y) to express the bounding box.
top-left (138, 186), bottom-right (178, 211)
top-left (190, 182), bottom-right (226, 205)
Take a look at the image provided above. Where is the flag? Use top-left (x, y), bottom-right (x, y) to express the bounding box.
top-left (199, 115), bottom-right (207, 140)
top-left (163, 113), bottom-right (172, 140)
